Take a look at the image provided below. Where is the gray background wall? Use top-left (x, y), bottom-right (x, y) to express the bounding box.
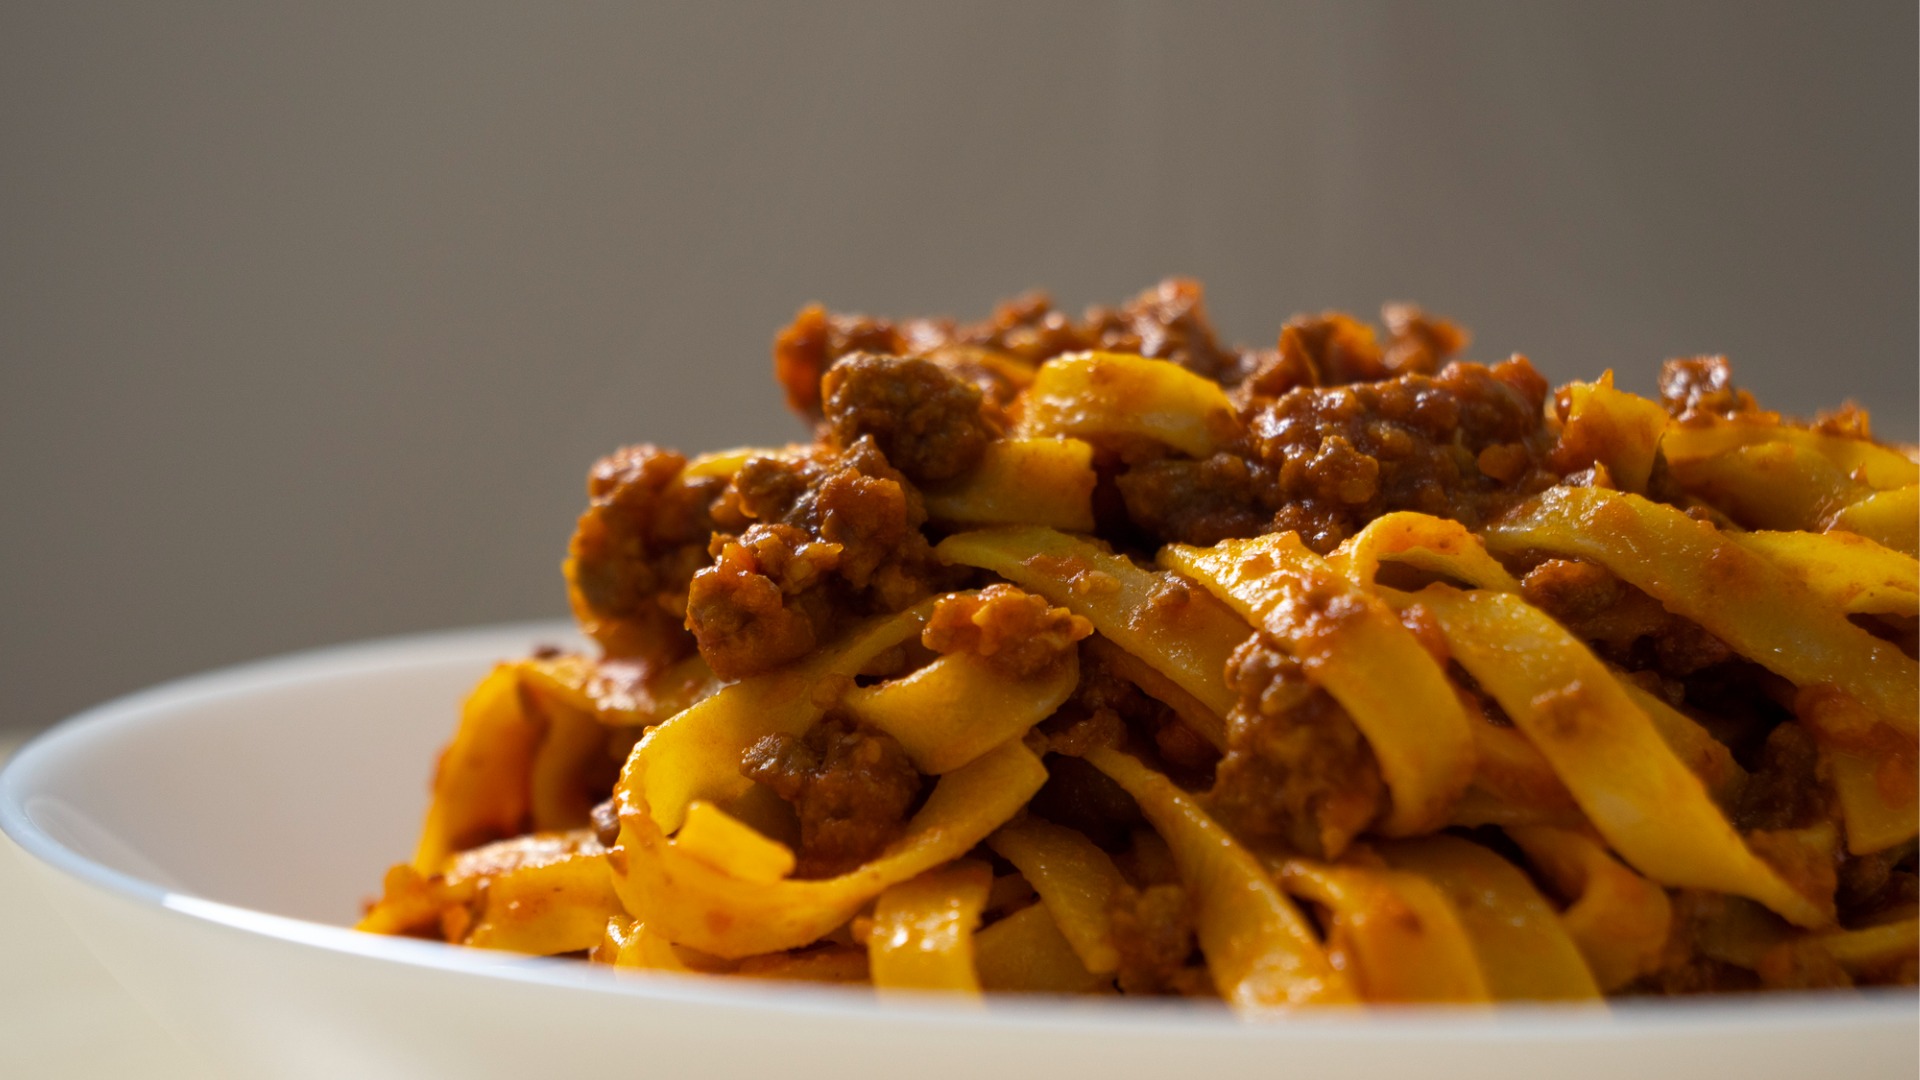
top-left (3, 1), bottom-right (1914, 734)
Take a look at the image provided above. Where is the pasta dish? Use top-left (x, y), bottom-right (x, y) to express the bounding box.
top-left (361, 281), bottom-right (1918, 1006)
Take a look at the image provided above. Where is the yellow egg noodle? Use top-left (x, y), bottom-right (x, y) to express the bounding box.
top-left (363, 284), bottom-right (1918, 1007)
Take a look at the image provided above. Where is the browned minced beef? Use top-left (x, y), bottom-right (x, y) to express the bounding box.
top-left (1631, 891), bottom-right (1762, 996)
top-left (1114, 453), bottom-right (1272, 548)
top-left (772, 278), bottom-right (1258, 422)
top-left (772, 304), bottom-right (909, 417)
top-left (1733, 721), bottom-right (1830, 832)
top-left (566, 444), bottom-right (724, 660)
top-left (1837, 843), bottom-right (1920, 929)
top-left (684, 524), bottom-right (842, 680)
top-left (1659, 356), bottom-right (1765, 423)
top-left (1810, 402), bottom-right (1873, 439)
top-left (687, 437), bottom-right (951, 680)
top-left (1519, 558), bottom-right (1734, 678)
top-left (1029, 641), bottom-right (1213, 775)
top-left (1237, 357), bottom-right (1557, 554)
top-left (920, 584), bottom-right (1091, 679)
top-left (740, 715), bottom-right (923, 878)
top-left (1107, 882), bottom-right (1208, 995)
top-left (945, 290), bottom-right (1095, 365)
top-left (1235, 305), bottom-right (1469, 399)
top-left (820, 354), bottom-right (998, 484)
top-left (1206, 638), bottom-right (1383, 859)
top-left (1075, 278), bottom-right (1259, 386)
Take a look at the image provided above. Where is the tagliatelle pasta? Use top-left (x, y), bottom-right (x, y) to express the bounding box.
top-left (362, 281), bottom-right (1919, 1008)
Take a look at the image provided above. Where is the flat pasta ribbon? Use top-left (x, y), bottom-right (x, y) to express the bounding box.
top-left (1670, 440), bottom-right (1871, 532)
top-left (1084, 746), bottom-right (1356, 1009)
top-left (987, 816), bottom-right (1126, 975)
top-left (612, 739), bottom-right (1045, 958)
top-left (412, 664), bottom-right (544, 874)
top-left (1277, 859), bottom-right (1492, 1004)
top-left (1015, 351), bottom-right (1242, 457)
top-left (1505, 826), bottom-right (1673, 991)
top-left (1332, 511), bottom-right (1746, 807)
top-left (936, 526), bottom-right (1249, 719)
top-left (973, 902), bottom-right (1111, 995)
top-left (921, 437), bottom-right (1099, 532)
top-left (1327, 511), bottom-right (1522, 593)
top-left (840, 648), bottom-right (1079, 774)
top-left (606, 596), bottom-right (1057, 957)
top-left (1397, 583), bottom-right (1831, 929)
top-left (1162, 533), bottom-right (1476, 836)
top-left (1483, 486), bottom-right (1918, 735)
top-left (868, 861), bottom-right (993, 996)
top-left (1377, 835), bottom-right (1601, 1002)
top-left (1551, 375), bottom-right (1669, 494)
top-left (1661, 417), bottom-right (1920, 492)
top-left (1830, 485), bottom-right (1918, 557)
top-left (1733, 530), bottom-right (1919, 618)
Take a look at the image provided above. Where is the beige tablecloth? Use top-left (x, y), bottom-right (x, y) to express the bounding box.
top-left (0, 730), bottom-right (206, 1078)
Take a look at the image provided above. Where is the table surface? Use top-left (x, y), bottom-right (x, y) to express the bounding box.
top-left (0, 729), bottom-right (206, 1078)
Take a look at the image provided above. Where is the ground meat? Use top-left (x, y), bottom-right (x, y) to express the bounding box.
top-left (1837, 843), bottom-right (1919, 924)
top-left (1238, 345), bottom-right (1319, 400)
top-left (1107, 883), bottom-right (1208, 995)
top-left (566, 444), bottom-right (724, 660)
top-left (1811, 402), bottom-right (1873, 439)
top-left (1079, 278), bottom-right (1256, 385)
top-left (1754, 940), bottom-right (1854, 991)
top-left (687, 438), bottom-right (952, 679)
top-left (740, 715), bottom-right (923, 878)
top-left (589, 799), bottom-right (621, 848)
top-left (1381, 304), bottom-right (1469, 377)
top-left (1114, 453), bottom-right (1272, 547)
top-left (1659, 356), bottom-right (1765, 423)
top-left (1239, 357), bottom-right (1555, 553)
top-left (1027, 753), bottom-right (1142, 850)
top-left (1735, 722), bottom-right (1830, 832)
top-left (685, 524), bottom-right (841, 679)
top-left (1206, 638), bottom-right (1383, 858)
top-left (920, 584), bottom-right (1091, 679)
top-left (1520, 558), bottom-right (1734, 678)
top-left (1744, 828), bottom-right (1838, 924)
top-left (948, 290), bottom-right (1094, 365)
top-left (1630, 890), bottom-right (1763, 996)
top-left (775, 279), bottom-right (1256, 419)
top-left (772, 304), bottom-right (907, 416)
top-left (821, 354), bottom-right (997, 484)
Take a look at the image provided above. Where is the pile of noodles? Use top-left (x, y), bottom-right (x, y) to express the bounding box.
top-left (363, 308), bottom-right (1917, 1007)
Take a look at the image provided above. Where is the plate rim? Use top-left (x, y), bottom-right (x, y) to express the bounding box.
top-left (4, 621), bottom-right (1915, 1039)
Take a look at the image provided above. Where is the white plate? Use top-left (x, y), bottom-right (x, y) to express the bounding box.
top-left (3, 624), bottom-right (1913, 1080)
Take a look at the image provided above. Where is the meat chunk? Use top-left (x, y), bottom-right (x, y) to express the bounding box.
top-left (1275, 311), bottom-right (1390, 385)
top-left (1659, 356), bottom-right (1764, 423)
top-left (920, 584), bottom-right (1091, 679)
top-left (1520, 558), bottom-right (1733, 678)
top-left (949, 290), bottom-right (1094, 365)
top-left (565, 444), bottom-right (723, 660)
top-left (1114, 453), bottom-right (1271, 547)
top-left (1206, 639), bottom-right (1383, 858)
top-left (685, 524), bottom-right (840, 679)
top-left (688, 437), bottom-right (952, 680)
top-left (1244, 357), bottom-right (1555, 552)
top-left (1080, 278), bottom-right (1254, 385)
top-left (1381, 304), bottom-right (1470, 378)
top-left (740, 716), bottom-right (924, 878)
top-left (1107, 883), bottom-right (1207, 995)
top-left (821, 353), bottom-right (997, 484)
top-left (772, 304), bottom-right (907, 416)
top-left (1734, 721), bottom-right (1830, 832)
